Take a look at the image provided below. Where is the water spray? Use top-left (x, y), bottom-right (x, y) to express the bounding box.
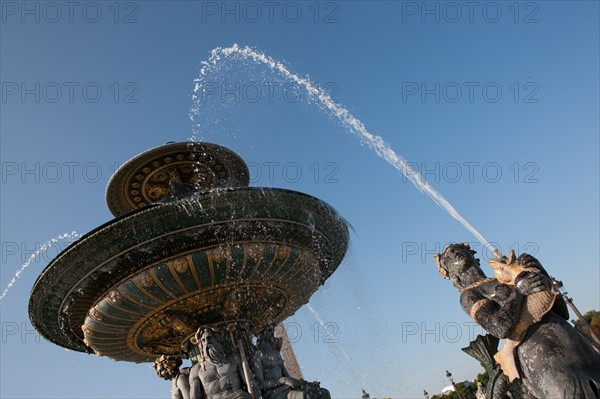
top-left (0, 231), bottom-right (80, 302)
top-left (191, 44), bottom-right (597, 347)
top-left (491, 249), bottom-right (505, 260)
top-left (191, 44), bottom-right (498, 256)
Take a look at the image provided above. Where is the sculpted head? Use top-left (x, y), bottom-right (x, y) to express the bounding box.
top-left (434, 243), bottom-right (486, 289)
top-left (195, 326), bottom-right (227, 365)
top-left (258, 325), bottom-right (282, 350)
top-left (152, 355), bottom-right (182, 380)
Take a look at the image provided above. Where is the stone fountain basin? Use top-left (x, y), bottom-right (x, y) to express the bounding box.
top-left (29, 187), bottom-right (348, 363)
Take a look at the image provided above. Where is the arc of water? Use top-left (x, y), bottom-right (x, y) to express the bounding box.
top-left (191, 44), bottom-right (496, 255)
top-left (0, 231), bottom-right (81, 302)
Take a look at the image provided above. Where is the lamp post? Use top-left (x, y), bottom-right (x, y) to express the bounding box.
top-left (423, 389), bottom-right (430, 399)
top-left (446, 370), bottom-right (465, 399)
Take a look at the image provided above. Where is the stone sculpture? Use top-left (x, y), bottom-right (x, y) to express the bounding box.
top-left (435, 243), bottom-right (600, 398)
top-left (152, 355), bottom-right (192, 399)
top-left (190, 326), bottom-right (254, 399)
top-left (254, 325), bottom-right (331, 399)
top-left (28, 142), bottom-right (349, 399)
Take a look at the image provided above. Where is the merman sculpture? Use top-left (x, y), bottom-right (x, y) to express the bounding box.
top-left (29, 142), bottom-right (348, 399)
top-left (435, 243), bottom-right (600, 398)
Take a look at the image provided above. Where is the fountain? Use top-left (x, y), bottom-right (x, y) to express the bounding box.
top-left (28, 141), bottom-right (348, 398)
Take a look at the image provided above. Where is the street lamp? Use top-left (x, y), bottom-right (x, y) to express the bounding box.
top-left (446, 370), bottom-right (465, 399)
top-left (423, 389), bottom-right (430, 399)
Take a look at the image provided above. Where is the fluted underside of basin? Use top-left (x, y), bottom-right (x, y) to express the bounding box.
top-left (29, 187), bottom-right (348, 363)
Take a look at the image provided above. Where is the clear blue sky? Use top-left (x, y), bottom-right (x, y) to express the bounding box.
top-left (1, 1), bottom-right (598, 398)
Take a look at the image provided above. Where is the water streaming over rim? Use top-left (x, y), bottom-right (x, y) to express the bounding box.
top-left (0, 231), bottom-right (81, 302)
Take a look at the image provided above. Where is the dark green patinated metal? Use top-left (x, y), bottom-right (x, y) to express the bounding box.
top-left (29, 152), bottom-right (348, 362)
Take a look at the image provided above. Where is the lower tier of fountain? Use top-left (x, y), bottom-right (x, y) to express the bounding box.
top-left (29, 187), bottom-right (348, 363)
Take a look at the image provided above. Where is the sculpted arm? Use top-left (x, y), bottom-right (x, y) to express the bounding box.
top-left (172, 380), bottom-right (185, 399)
top-left (515, 254), bottom-right (570, 319)
top-left (278, 362), bottom-right (300, 388)
top-left (189, 363), bottom-right (204, 399)
top-left (179, 369), bottom-right (192, 399)
top-left (171, 372), bottom-right (191, 399)
top-left (460, 287), bottom-right (524, 339)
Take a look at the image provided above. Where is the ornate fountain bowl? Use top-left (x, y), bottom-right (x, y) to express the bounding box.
top-left (29, 188), bottom-right (348, 363)
top-left (106, 142), bottom-right (250, 217)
